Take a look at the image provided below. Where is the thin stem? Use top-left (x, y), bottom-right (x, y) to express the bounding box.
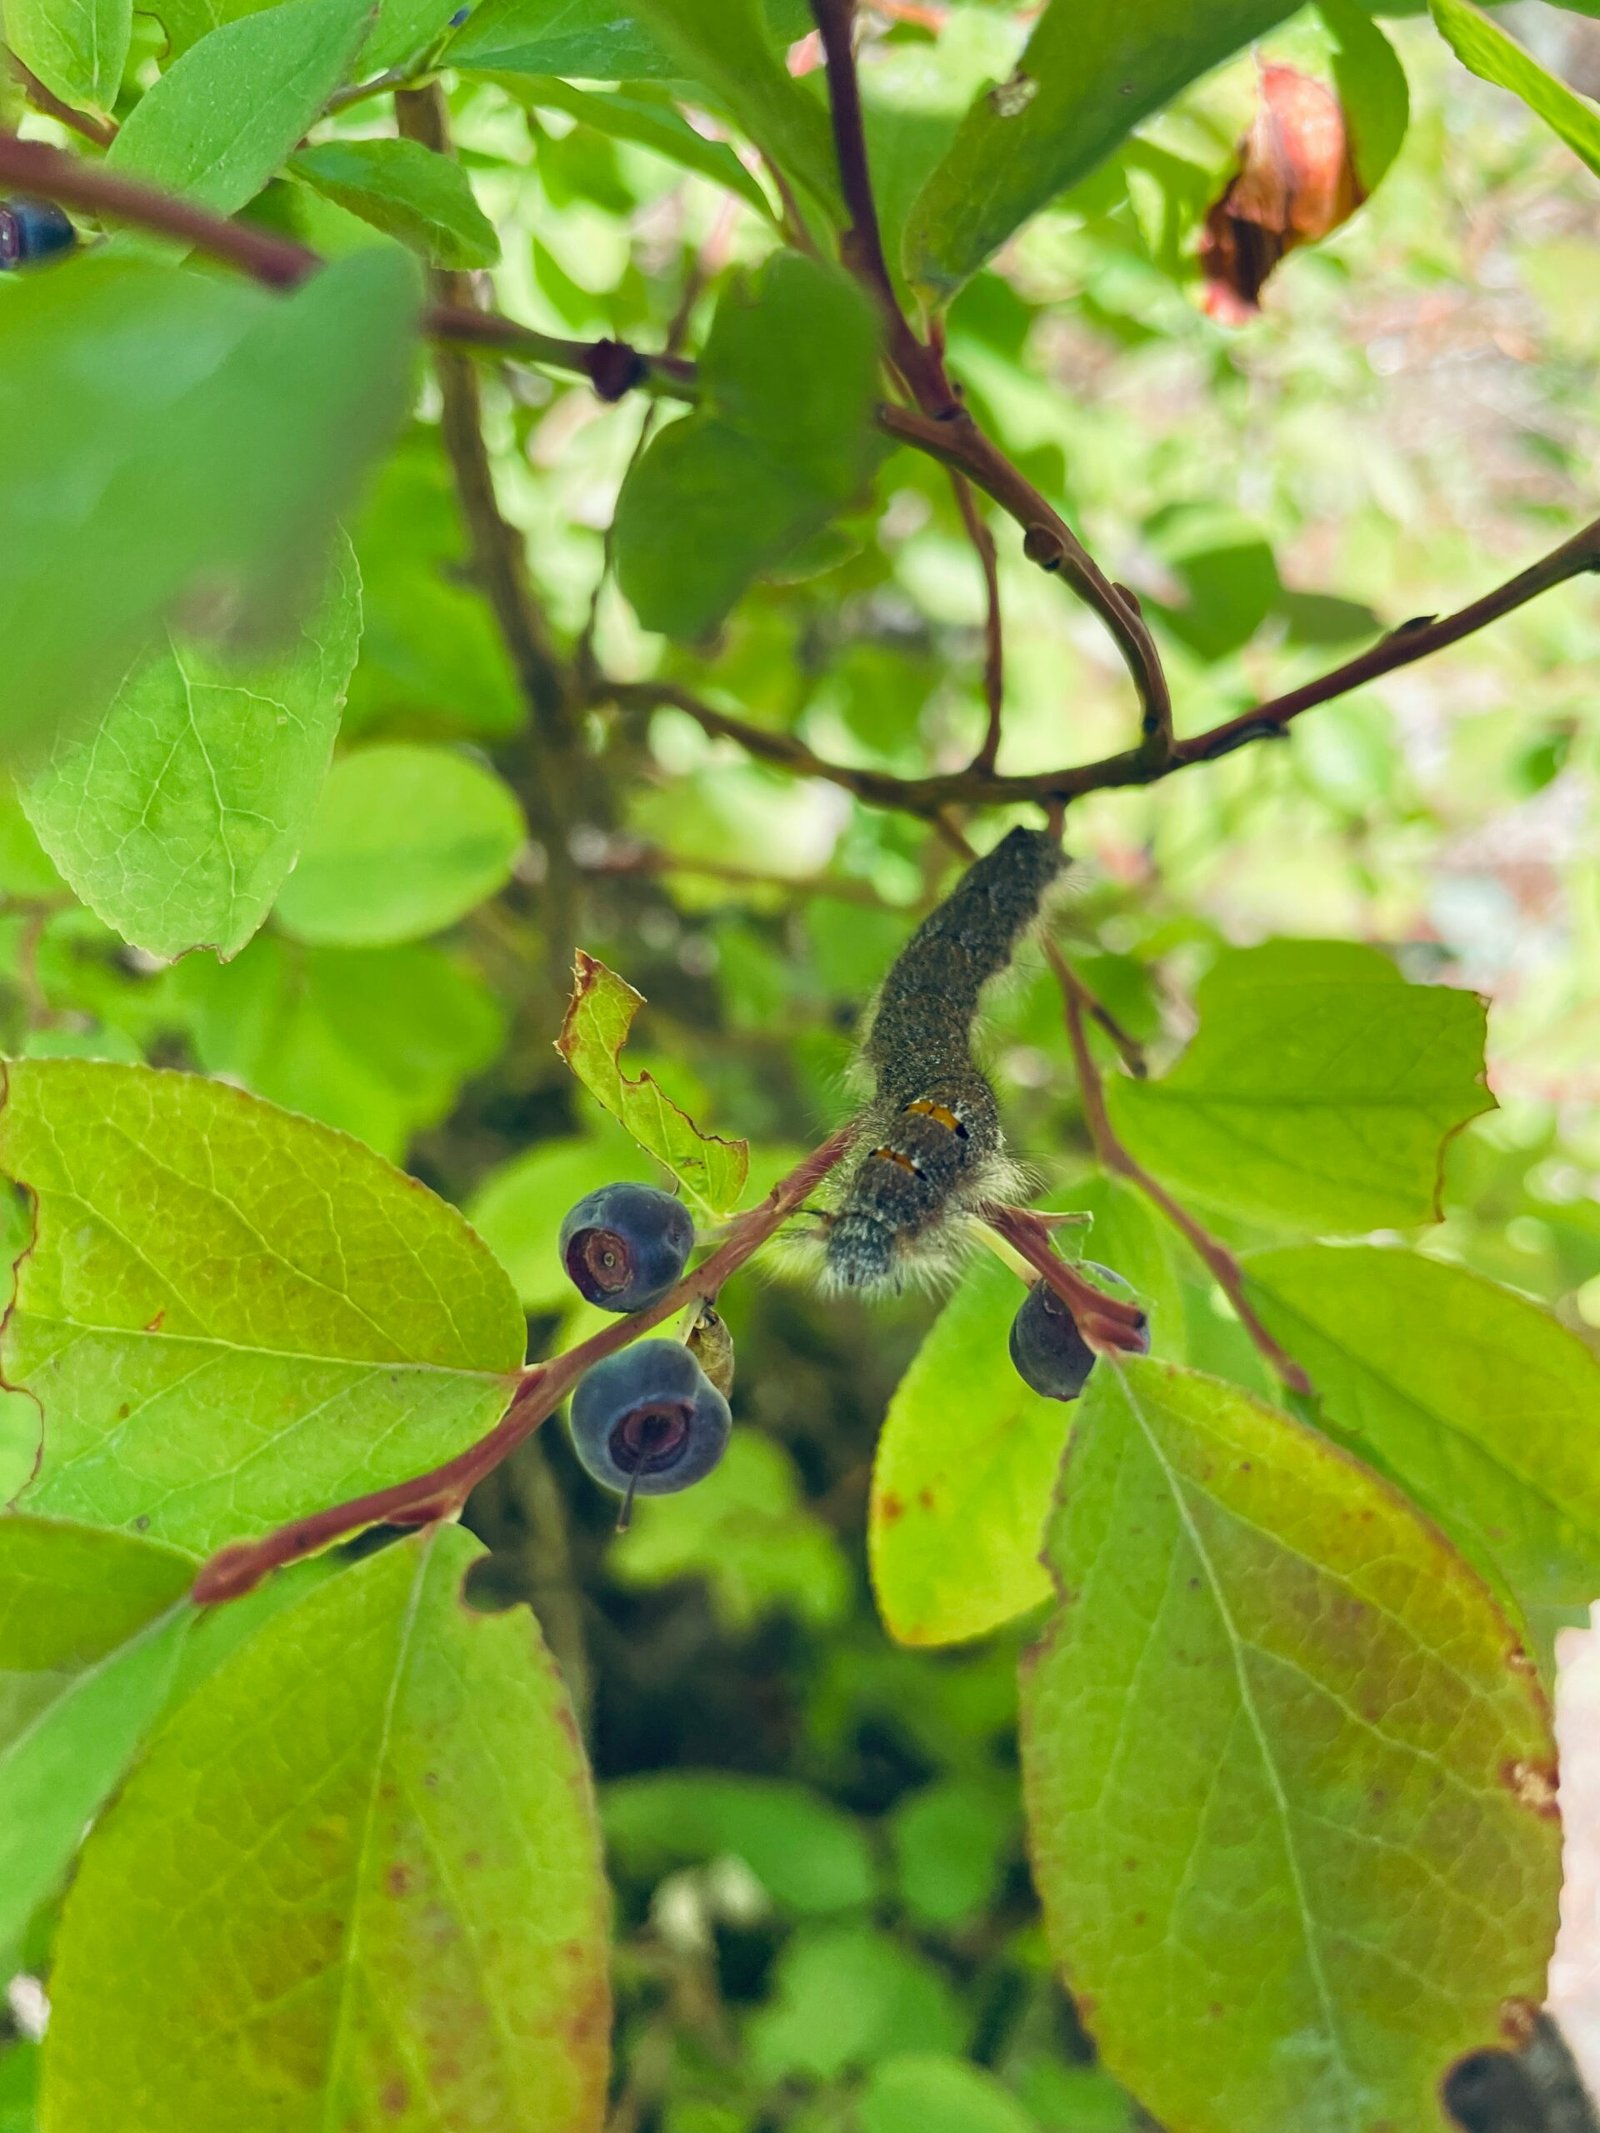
top-left (808, 0), bottom-right (956, 416)
top-left (5, 57), bottom-right (117, 146)
top-left (952, 474), bottom-right (1005, 773)
top-left (192, 1129), bottom-right (856, 1604)
top-left (0, 134), bottom-right (700, 396)
top-left (600, 511), bottom-right (1600, 820)
top-left (881, 403), bottom-right (1172, 756)
top-left (982, 1202), bottom-right (1151, 1352)
top-left (1046, 941), bottom-right (1312, 1397)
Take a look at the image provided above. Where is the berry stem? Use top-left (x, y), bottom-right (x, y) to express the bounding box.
top-left (192, 1126), bottom-right (857, 1604)
top-left (1046, 941), bottom-right (1313, 1397)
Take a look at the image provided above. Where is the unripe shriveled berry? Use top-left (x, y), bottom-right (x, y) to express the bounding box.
top-left (568, 1340), bottom-right (731, 1508)
top-left (559, 1182), bottom-right (693, 1314)
top-left (1009, 1280), bottom-right (1097, 1402)
top-left (0, 199), bottom-right (76, 270)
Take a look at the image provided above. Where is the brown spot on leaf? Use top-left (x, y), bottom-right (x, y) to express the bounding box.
top-left (381, 2077), bottom-right (408, 2118)
top-left (117, 1402), bottom-right (130, 1419)
top-left (144, 1310), bottom-right (165, 1334)
top-left (464, 1850), bottom-right (482, 1870)
top-left (1504, 1759), bottom-right (1559, 1818)
top-left (1500, 1997), bottom-right (1538, 2048)
top-left (1201, 64), bottom-right (1363, 322)
top-left (385, 1863), bottom-right (413, 1898)
top-left (879, 1492), bottom-right (904, 1525)
top-left (917, 1486), bottom-right (935, 1511)
top-left (1507, 1647), bottom-right (1535, 1675)
top-left (989, 70), bottom-right (1037, 118)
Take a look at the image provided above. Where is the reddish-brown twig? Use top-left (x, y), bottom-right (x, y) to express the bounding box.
top-left (983, 1202), bottom-right (1151, 1352)
top-left (193, 1129), bottom-right (856, 1604)
top-left (952, 474), bottom-right (1005, 772)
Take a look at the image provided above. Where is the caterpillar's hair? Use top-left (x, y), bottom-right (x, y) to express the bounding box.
top-left (823, 827), bottom-right (1066, 1293)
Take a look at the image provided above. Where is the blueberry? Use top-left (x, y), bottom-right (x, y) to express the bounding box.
top-left (568, 1340), bottom-right (731, 1515)
top-left (558, 1182), bottom-right (694, 1314)
top-left (0, 199), bottom-right (77, 270)
top-left (1009, 1280), bottom-right (1097, 1402)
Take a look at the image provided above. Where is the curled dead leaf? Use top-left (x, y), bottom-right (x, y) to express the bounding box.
top-left (1201, 64), bottom-right (1363, 323)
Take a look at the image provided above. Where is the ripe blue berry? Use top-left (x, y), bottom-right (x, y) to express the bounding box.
top-left (1009, 1280), bottom-right (1097, 1402)
top-left (568, 1341), bottom-right (731, 1509)
top-left (559, 1182), bottom-right (694, 1313)
top-left (0, 199), bottom-right (77, 270)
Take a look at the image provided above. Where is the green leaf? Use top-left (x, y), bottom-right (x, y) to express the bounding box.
top-left (171, 933), bottom-right (507, 1161)
top-left (444, 0), bottom-right (682, 75)
top-left (603, 1772), bottom-right (876, 1914)
top-left (1428, 0), bottom-right (1600, 177)
top-left (612, 1432), bottom-right (851, 1631)
top-left (148, 0), bottom-right (457, 65)
top-left (0, 1060), bottom-right (525, 1555)
top-left (453, 0), bottom-right (838, 210)
top-left (272, 741), bottom-right (526, 946)
top-left (2, 0), bottom-right (130, 114)
top-left (872, 1183), bottom-right (1179, 1649)
top-left (0, 251), bottom-right (418, 747)
top-left (888, 1779), bottom-right (1016, 1930)
top-left (1244, 1245), bottom-right (1600, 1659)
top-left (41, 1524), bottom-right (610, 2133)
top-left (291, 137), bottom-right (501, 268)
top-left (1020, 1359), bottom-right (1559, 2133)
top-left (1104, 959), bottom-right (1492, 1232)
top-left (858, 2054), bottom-right (1038, 2133)
top-left (19, 536), bottom-right (361, 963)
top-left (107, 0), bottom-right (376, 229)
top-left (556, 951), bottom-right (749, 1215)
top-left (1319, 0), bottom-right (1410, 192)
top-left (871, 1253), bottom-right (1068, 1649)
top-left (615, 252), bottom-right (881, 641)
top-left (904, 0), bottom-right (1302, 298)
top-left (0, 1518), bottom-right (195, 1961)
top-left (749, 1925), bottom-right (965, 2081)
top-left (491, 76), bottom-right (774, 219)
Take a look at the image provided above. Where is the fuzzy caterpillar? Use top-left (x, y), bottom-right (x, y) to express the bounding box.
top-left (823, 826), bottom-right (1067, 1293)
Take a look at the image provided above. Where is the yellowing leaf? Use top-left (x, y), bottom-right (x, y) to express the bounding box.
top-left (1021, 1358), bottom-right (1560, 2133)
top-left (555, 951), bottom-right (748, 1215)
top-left (42, 1525), bottom-right (610, 2133)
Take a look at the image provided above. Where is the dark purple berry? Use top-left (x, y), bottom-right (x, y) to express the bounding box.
top-left (558, 1182), bottom-right (694, 1314)
top-left (1009, 1280), bottom-right (1097, 1402)
top-left (0, 199), bottom-right (77, 270)
top-left (568, 1341), bottom-right (731, 1510)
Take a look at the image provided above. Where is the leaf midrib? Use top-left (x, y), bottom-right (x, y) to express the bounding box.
top-left (1113, 1366), bottom-right (1362, 2133)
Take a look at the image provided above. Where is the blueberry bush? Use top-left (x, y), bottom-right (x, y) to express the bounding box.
top-left (0, 2), bottom-right (1598, 2129)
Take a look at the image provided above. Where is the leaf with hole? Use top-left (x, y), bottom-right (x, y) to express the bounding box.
top-left (1021, 1357), bottom-right (1560, 2133)
top-left (556, 951), bottom-right (748, 1216)
top-left (0, 1059), bottom-right (526, 1556)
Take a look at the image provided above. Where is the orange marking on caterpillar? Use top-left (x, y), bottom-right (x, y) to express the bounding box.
top-left (906, 1099), bottom-right (966, 1136)
top-left (870, 1146), bottom-right (921, 1175)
